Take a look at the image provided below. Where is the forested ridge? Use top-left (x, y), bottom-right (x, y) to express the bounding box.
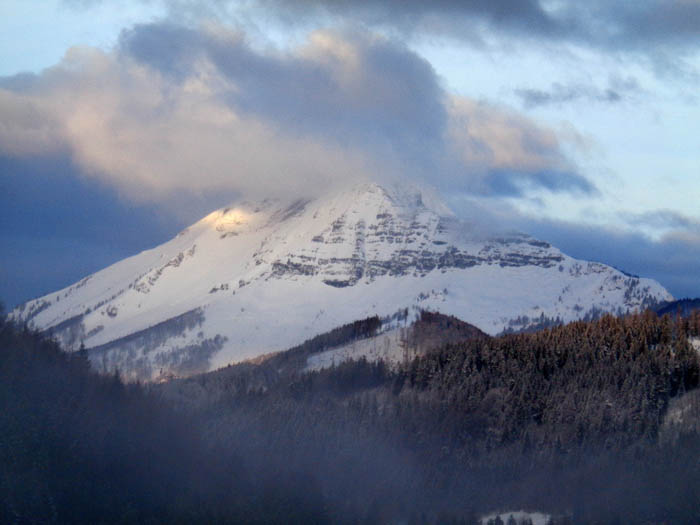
top-left (401, 310), bottom-right (700, 454)
top-left (0, 309), bottom-right (330, 523)
top-left (162, 310), bottom-right (700, 523)
top-left (2, 304), bottom-right (700, 523)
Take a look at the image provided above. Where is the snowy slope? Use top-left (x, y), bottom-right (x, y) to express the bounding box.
top-left (11, 182), bottom-right (672, 380)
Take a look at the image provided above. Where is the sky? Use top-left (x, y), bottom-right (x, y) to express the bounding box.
top-left (1, 0), bottom-right (699, 308)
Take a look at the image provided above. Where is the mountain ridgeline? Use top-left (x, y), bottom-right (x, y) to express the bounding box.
top-left (654, 297), bottom-right (700, 317)
top-left (10, 182), bottom-right (671, 381)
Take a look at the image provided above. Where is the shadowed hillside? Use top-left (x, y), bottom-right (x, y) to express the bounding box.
top-left (157, 309), bottom-right (700, 522)
top-left (0, 308), bottom-right (330, 524)
top-left (4, 304), bottom-right (700, 522)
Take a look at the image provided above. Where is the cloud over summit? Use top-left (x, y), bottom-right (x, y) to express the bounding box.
top-left (0, 23), bottom-right (590, 202)
top-left (3, 3), bottom-right (699, 304)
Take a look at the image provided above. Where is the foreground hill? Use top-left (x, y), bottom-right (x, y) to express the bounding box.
top-left (0, 314), bottom-right (330, 523)
top-left (3, 307), bottom-right (700, 522)
top-left (11, 182), bottom-right (671, 380)
top-left (157, 309), bottom-right (700, 522)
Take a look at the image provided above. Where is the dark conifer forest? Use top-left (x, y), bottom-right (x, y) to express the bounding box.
top-left (2, 305), bottom-right (700, 523)
top-left (0, 308), bottom-right (330, 523)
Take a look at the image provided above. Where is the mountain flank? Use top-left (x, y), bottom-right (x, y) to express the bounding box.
top-left (11, 182), bottom-right (671, 380)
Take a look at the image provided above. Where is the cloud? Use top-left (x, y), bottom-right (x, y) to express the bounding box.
top-left (120, 24), bottom-right (448, 174)
top-left (524, 219), bottom-right (700, 300)
top-left (624, 209), bottom-right (700, 232)
top-left (514, 76), bottom-right (643, 109)
top-left (0, 154), bottom-right (181, 308)
top-left (227, 1), bottom-right (700, 56)
top-left (444, 195), bottom-right (700, 299)
top-left (0, 90), bottom-right (65, 155)
top-left (446, 97), bottom-right (594, 196)
top-left (255, 0), bottom-right (561, 37)
top-left (241, 1), bottom-right (700, 77)
top-left (516, 84), bottom-right (619, 109)
top-left (59, 1), bottom-right (700, 79)
top-left (601, 1), bottom-right (700, 49)
top-left (1, 41), bottom-right (374, 201)
top-left (0, 23), bottom-right (589, 202)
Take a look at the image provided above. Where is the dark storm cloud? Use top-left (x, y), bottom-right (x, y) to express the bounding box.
top-left (257, 0), bottom-right (561, 37)
top-left (626, 209), bottom-right (700, 232)
top-left (515, 76), bottom-right (642, 109)
top-left (120, 23), bottom-right (447, 169)
top-left (524, 219), bottom-right (700, 300)
top-left (117, 23), bottom-right (208, 79)
top-left (516, 83), bottom-right (622, 109)
top-left (602, 1), bottom-right (700, 48)
top-left (61, 0), bottom-right (700, 75)
top-left (448, 196), bottom-right (700, 299)
top-left (245, 0), bottom-right (700, 56)
top-left (443, 194), bottom-right (700, 299)
top-left (253, 1), bottom-right (700, 80)
top-left (0, 155), bottom-right (182, 308)
top-left (482, 168), bottom-right (596, 197)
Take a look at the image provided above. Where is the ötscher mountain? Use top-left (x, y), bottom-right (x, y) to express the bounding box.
top-left (11, 183), bottom-right (672, 380)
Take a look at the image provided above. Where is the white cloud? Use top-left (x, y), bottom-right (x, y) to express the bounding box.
top-left (0, 26), bottom-right (589, 202)
top-left (447, 96), bottom-right (568, 175)
top-left (0, 91), bottom-right (64, 155)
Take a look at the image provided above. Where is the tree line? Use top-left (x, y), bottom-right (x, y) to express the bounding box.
top-left (3, 302), bottom-right (700, 522)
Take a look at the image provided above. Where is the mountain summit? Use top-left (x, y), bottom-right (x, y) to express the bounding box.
top-left (11, 182), bottom-right (672, 380)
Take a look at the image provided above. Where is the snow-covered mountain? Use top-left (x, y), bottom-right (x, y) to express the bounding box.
top-left (11, 182), bottom-right (672, 380)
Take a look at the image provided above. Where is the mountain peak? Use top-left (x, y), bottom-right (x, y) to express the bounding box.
top-left (11, 181), bottom-right (672, 381)
top-left (330, 180), bottom-right (456, 217)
